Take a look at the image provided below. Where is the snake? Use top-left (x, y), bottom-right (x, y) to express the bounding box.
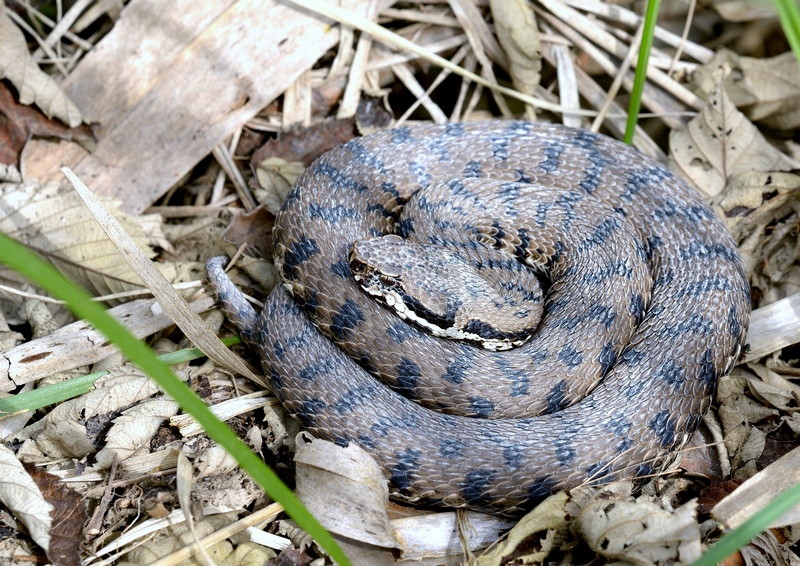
top-left (206, 120), bottom-right (750, 515)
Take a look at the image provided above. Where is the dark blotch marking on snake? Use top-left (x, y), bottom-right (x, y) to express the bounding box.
top-left (281, 237), bottom-right (319, 278)
top-left (656, 359), bottom-right (685, 388)
top-left (307, 203), bottom-right (356, 224)
top-left (460, 470), bottom-right (498, 506)
top-left (544, 380), bottom-right (570, 414)
top-left (504, 445), bottom-right (523, 469)
top-left (469, 397), bottom-right (495, 416)
top-left (598, 342), bottom-right (617, 375)
top-left (442, 353), bottom-right (474, 384)
top-left (698, 349), bottom-right (718, 393)
top-left (330, 261), bottom-right (351, 279)
top-left (396, 358), bottom-right (422, 399)
top-left (386, 321), bottom-right (415, 343)
top-left (463, 160), bottom-right (483, 178)
top-left (553, 436), bottom-right (576, 464)
top-left (527, 478), bottom-right (557, 501)
top-left (330, 299), bottom-right (365, 339)
top-left (297, 398), bottom-right (327, 423)
top-left (389, 448), bottom-right (423, 494)
top-left (586, 461), bottom-right (616, 484)
top-left (440, 439), bottom-right (465, 459)
top-left (312, 162), bottom-right (369, 194)
top-left (649, 410), bottom-right (678, 448)
top-left (558, 345), bottom-right (583, 367)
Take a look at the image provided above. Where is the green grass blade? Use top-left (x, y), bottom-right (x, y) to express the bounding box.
top-left (0, 233), bottom-right (350, 566)
top-left (693, 480), bottom-right (800, 566)
top-left (625, 0), bottom-right (661, 145)
top-left (0, 337), bottom-right (241, 418)
top-left (774, 0), bottom-right (800, 61)
top-left (0, 371), bottom-right (105, 417)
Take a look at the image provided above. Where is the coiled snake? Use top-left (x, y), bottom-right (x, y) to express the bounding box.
top-left (207, 121), bottom-right (750, 515)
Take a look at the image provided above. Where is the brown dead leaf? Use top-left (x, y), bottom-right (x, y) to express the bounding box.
top-left (23, 462), bottom-right (84, 566)
top-left (692, 49), bottom-right (800, 130)
top-left (252, 119), bottom-right (356, 167)
top-left (219, 205), bottom-right (275, 260)
top-left (0, 7), bottom-right (83, 128)
top-left (669, 75), bottom-right (799, 198)
top-left (251, 119), bottom-right (359, 208)
top-left (0, 83), bottom-right (94, 166)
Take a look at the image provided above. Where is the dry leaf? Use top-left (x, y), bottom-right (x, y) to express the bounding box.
top-left (575, 493), bottom-right (702, 564)
top-left (692, 49), bottom-right (800, 130)
top-left (15, 369), bottom-right (162, 460)
top-left (711, 171), bottom-right (800, 307)
top-left (393, 511), bottom-right (515, 561)
top-left (0, 83), bottom-right (93, 166)
top-left (716, 370), bottom-right (779, 477)
top-left (489, 0), bottom-right (542, 119)
top-left (669, 77), bottom-right (799, 198)
top-left (23, 462), bottom-right (84, 566)
top-left (746, 363), bottom-right (800, 412)
top-left (0, 179), bottom-right (161, 297)
top-left (714, 446), bottom-right (800, 529)
top-left (94, 397), bottom-right (180, 468)
top-left (293, 433), bottom-right (400, 549)
top-left (0, 7), bottom-right (83, 128)
top-left (476, 491), bottom-right (569, 565)
top-left (0, 445), bottom-right (53, 559)
top-left (713, 1), bottom-right (777, 23)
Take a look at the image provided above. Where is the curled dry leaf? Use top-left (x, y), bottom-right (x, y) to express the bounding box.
top-left (254, 158), bottom-right (306, 216)
top-left (574, 490), bottom-right (702, 564)
top-left (711, 171), bottom-right (800, 305)
top-left (489, 0), bottom-right (542, 119)
top-left (94, 397), bottom-right (180, 468)
top-left (716, 369), bottom-right (780, 478)
top-left (476, 491), bottom-right (569, 566)
top-left (293, 433), bottom-right (400, 549)
top-left (692, 48), bottom-right (800, 130)
top-left (746, 363), bottom-right (800, 412)
top-left (669, 77), bottom-right (799, 198)
top-left (0, 445), bottom-right (52, 560)
top-left (0, 180), bottom-right (163, 297)
top-left (0, 8), bottom-right (83, 128)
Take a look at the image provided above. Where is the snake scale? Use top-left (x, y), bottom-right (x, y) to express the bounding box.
top-left (207, 120), bottom-right (750, 515)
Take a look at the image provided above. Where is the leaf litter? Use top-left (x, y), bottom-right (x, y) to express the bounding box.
top-left (1, 0), bottom-right (800, 564)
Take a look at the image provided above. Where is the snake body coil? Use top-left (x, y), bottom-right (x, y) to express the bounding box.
top-left (207, 121), bottom-right (750, 514)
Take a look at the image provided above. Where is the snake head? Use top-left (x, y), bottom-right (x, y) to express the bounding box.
top-left (349, 235), bottom-right (542, 351)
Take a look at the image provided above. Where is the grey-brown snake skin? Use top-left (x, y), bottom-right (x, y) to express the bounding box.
top-left (207, 120), bottom-right (750, 515)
